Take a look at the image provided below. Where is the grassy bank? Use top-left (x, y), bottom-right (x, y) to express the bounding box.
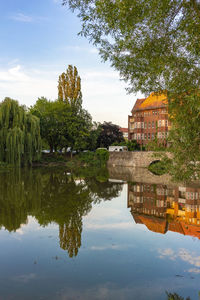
top-left (33, 149), bottom-right (109, 168)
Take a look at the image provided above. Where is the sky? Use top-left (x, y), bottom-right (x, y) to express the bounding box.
top-left (0, 0), bottom-right (143, 127)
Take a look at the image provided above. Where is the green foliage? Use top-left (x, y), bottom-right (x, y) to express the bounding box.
top-left (78, 149), bottom-right (109, 167)
top-left (63, 0), bottom-right (200, 96)
top-left (30, 97), bottom-right (67, 153)
top-left (166, 292), bottom-right (191, 300)
top-left (167, 92), bottom-right (200, 180)
top-left (30, 97), bottom-right (92, 154)
top-left (95, 148), bottom-right (109, 165)
top-left (112, 139), bottom-right (141, 151)
top-left (0, 98), bottom-right (41, 166)
top-left (86, 122), bottom-right (101, 151)
top-left (148, 160), bottom-right (167, 176)
top-left (66, 107), bottom-right (93, 152)
top-left (146, 138), bottom-right (166, 152)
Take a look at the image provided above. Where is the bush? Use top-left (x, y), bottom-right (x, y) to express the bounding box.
top-left (95, 149), bottom-right (109, 164)
top-left (148, 160), bottom-right (167, 175)
top-left (78, 149), bottom-right (109, 167)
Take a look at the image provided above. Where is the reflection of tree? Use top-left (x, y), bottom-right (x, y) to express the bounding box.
top-left (0, 169), bottom-right (42, 231)
top-left (166, 292), bottom-right (191, 300)
top-left (0, 167), bottom-right (123, 258)
top-left (59, 218), bottom-right (82, 258)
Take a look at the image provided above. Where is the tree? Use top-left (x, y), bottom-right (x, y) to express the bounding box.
top-left (30, 97), bottom-right (67, 153)
top-left (65, 107), bottom-right (93, 153)
top-left (97, 122), bottom-right (124, 148)
top-left (0, 98), bottom-right (41, 166)
top-left (31, 97), bottom-right (92, 154)
top-left (63, 0), bottom-right (200, 96)
top-left (167, 92), bottom-right (200, 180)
top-left (58, 65), bottom-right (82, 107)
top-left (63, 0), bottom-right (200, 180)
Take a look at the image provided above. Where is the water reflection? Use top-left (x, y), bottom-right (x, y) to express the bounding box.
top-left (127, 176), bottom-right (200, 239)
top-left (0, 168), bottom-right (123, 257)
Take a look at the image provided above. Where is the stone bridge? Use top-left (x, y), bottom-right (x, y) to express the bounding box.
top-left (107, 151), bottom-right (171, 168)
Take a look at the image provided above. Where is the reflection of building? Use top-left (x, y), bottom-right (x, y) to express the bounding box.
top-left (128, 92), bottom-right (170, 146)
top-left (128, 182), bottom-right (200, 239)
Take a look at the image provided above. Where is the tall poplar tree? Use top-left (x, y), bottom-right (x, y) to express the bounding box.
top-left (0, 97), bottom-right (41, 166)
top-left (58, 65), bottom-right (82, 107)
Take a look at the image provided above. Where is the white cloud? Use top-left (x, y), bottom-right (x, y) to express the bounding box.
top-left (0, 65), bottom-right (29, 82)
top-left (0, 63), bottom-right (140, 126)
top-left (90, 245), bottom-right (121, 251)
top-left (0, 65), bottom-right (58, 105)
top-left (158, 247), bottom-right (200, 274)
top-left (13, 273), bottom-right (36, 283)
top-left (9, 13), bottom-right (33, 23)
top-left (188, 268), bottom-right (200, 274)
top-left (85, 221), bottom-right (134, 230)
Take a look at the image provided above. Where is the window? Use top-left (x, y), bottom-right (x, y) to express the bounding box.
top-left (141, 133), bottom-right (144, 140)
top-left (152, 133), bottom-right (155, 139)
top-left (165, 120), bottom-right (168, 127)
top-left (158, 120), bottom-right (162, 127)
top-left (148, 133), bottom-right (151, 140)
top-left (152, 121), bottom-right (154, 128)
top-left (144, 122), bottom-right (147, 129)
top-left (148, 122), bottom-right (151, 129)
top-left (141, 122), bottom-right (144, 128)
top-left (144, 134), bottom-right (147, 140)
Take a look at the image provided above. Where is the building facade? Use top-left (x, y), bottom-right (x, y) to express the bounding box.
top-left (128, 92), bottom-right (170, 146)
top-left (119, 128), bottom-right (128, 140)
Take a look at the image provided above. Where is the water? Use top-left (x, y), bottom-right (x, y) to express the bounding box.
top-left (0, 167), bottom-right (200, 300)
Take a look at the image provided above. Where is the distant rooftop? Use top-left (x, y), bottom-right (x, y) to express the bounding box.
top-left (120, 128), bottom-right (128, 133)
top-left (132, 92), bottom-right (168, 112)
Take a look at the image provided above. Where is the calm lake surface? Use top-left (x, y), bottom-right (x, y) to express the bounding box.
top-left (0, 167), bottom-right (200, 300)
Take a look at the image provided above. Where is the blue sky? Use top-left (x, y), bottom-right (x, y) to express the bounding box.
top-left (0, 0), bottom-right (143, 127)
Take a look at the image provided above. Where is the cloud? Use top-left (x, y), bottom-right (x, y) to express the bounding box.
top-left (158, 247), bottom-right (200, 273)
top-left (0, 65), bottom-right (58, 105)
top-left (13, 273), bottom-right (36, 283)
top-left (188, 268), bottom-right (200, 274)
top-left (90, 245), bottom-right (121, 251)
top-left (0, 65), bottom-right (29, 82)
top-left (9, 13), bottom-right (48, 23)
top-left (9, 13), bottom-right (33, 23)
top-left (0, 63), bottom-right (137, 127)
top-left (85, 222), bottom-right (134, 230)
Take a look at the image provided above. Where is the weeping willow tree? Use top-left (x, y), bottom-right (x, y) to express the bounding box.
top-left (0, 97), bottom-right (41, 166)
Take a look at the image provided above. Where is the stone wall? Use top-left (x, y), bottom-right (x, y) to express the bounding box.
top-left (108, 165), bottom-right (174, 185)
top-left (107, 151), bottom-right (169, 168)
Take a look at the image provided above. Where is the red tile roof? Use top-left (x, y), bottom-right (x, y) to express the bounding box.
top-left (120, 128), bottom-right (128, 133)
top-left (132, 92), bottom-right (168, 112)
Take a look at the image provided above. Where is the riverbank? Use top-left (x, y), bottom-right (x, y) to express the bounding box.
top-left (0, 149), bottom-right (109, 170)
